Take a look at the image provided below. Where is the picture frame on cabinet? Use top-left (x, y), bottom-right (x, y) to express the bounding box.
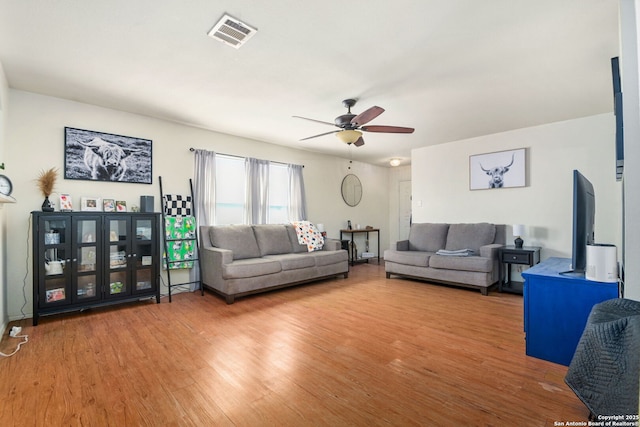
top-left (81, 196), bottom-right (101, 212)
top-left (103, 199), bottom-right (115, 212)
top-left (116, 201), bottom-right (127, 212)
top-left (59, 193), bottom-right (73, 212)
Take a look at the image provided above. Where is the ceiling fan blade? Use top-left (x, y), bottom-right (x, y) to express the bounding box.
top-left (351, 106), bottom-right (384, 126)
top-left (300, 130), bottom-right (339, 141)
top-left (353, 136), bottom-right (365, 147)
top-left (361, 125), bottom-right (415, 134)
top-left (292, 116), bottom-right (335, 127)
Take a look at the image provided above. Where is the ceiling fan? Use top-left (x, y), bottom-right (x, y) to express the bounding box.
top-left (293, 99), bottom-right (415, 147)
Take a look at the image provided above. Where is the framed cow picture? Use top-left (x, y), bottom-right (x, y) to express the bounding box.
top-left (64, 127), bottom-right (152, 184)
top-left (469, 148), bottom-right (526, 190)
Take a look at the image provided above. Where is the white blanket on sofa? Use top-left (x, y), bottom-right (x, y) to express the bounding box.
top-left (291, 221), bottom-right (325, 252)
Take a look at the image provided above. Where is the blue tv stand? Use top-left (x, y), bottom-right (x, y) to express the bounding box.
top-left (522, 257), bottom-right (619, 366)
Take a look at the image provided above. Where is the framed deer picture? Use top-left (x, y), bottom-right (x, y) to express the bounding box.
top-left (469, 148), bottom-right (526, 190)
top-left (64, 127), bottom-right (152, 184)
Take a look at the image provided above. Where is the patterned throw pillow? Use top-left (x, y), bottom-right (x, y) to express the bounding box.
top-left (291, 220), bottom-right (324, 252)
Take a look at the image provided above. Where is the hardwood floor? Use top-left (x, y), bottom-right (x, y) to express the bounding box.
top-left (0, 263), bottom-right (589, 426)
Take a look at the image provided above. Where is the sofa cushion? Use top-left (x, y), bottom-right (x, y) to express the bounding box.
top-left (408, 223), bottom-right (450, 252)
top-left (222, 258), bottom-right (282, 279)
top-left (384, 250), bottom-right (431, 267)
top-left (428, 255), bottom-right (493, 273)
top-left (310, 250), bottom-right (348, 267)
top-left (209, 225), bottom-right (261, 260)
top-left (285, 224), bottom-right (309, 253)
top-left (265, 254), bottom-right (316, 270)
top-left (253, 225), bottom-right (293, 256)
top-left (445, 223), bottom-right (496, 253)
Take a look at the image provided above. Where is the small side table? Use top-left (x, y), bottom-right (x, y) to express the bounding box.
top-left (339, 228), bottom-right (380, 266)
top-left (498, 245), bottom-right (541, 294)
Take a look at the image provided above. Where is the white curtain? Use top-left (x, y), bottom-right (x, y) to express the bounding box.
top-left (191, 149), bottom-right (216, 289)
top-left (288, 164), bottom-right (307, 221)
top-left (245, 158), bottom-right (270, 224)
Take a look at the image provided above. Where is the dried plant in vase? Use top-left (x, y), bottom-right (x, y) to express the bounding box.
top-left (36, 167), bottom-right (58, 212)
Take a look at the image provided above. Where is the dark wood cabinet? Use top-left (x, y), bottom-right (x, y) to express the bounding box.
top-left (32, 211), bottom-right (161, 325)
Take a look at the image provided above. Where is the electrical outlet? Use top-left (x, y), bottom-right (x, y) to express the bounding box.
top-left (9, 326), bottom-right (21, 337)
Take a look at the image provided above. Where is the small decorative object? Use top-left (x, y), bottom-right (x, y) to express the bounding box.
top-left (469, 148), bottom-right (526, 190)
top-left (103, 199), bottom-right (115, 212)
top-left (110, 281), bottom-right (124, 294)
top-left (44, 260), bottom-right (64, 275)
top-left (513, 224), bottom-right (525, 248)
top-left (44, 231), bottom-right (60, 245)
top-left (81, 196), bottom-right (101, 212)
top-left (36, 167), bottom-right (58, 212)
top-left (140, 195), bottom-right (154, 212)
top-left (46, 288), bottom-right (65, 302)
top-left (0, 174), bottom-right (13, 196)
top-left (116, 200), bottom-right (127, 212)
top-left (59, 194), bottom-right (73, 211)
top-left (131, 205), bottom-right (139, 212)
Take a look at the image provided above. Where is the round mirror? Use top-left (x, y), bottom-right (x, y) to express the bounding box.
top-left (341, 174), bottom-right (363, 207)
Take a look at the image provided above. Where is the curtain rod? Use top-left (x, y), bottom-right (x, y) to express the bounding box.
top-left (189, 147), bottom-right (303, 167)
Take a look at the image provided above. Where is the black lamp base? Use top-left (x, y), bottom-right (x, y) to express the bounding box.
top-left (514, 237), bottom-right (524, 249)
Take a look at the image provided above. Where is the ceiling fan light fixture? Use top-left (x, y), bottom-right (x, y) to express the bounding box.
top-left (336, 130), bottom-right (362, 144)
top-left (390, 158), bottom-right (402, 167)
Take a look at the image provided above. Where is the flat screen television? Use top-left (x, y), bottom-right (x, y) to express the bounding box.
top-left (612, 57), bottom-right (624, 181)
top-left (566, 170), bottom-right (596, 275)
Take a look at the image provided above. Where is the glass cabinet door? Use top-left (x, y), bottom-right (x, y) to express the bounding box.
top-left (106, 217), bottom-right (131, 298)
top-left (40, 216), bottom-right (71, 307)
top-left (73, 217), bottom-right (101, 302)
top-left (133, 217), bottom-right (156, 293)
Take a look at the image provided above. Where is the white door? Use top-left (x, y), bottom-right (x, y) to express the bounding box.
top-left (399, 180), bottom-right (412, 240)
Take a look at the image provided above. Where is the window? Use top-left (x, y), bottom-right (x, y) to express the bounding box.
top-left (268, 163), bottom-right (288, 224)
top-left (208, 154), bottom-right (304, 225)
top-left (215, 155), bottom-right (245, 225)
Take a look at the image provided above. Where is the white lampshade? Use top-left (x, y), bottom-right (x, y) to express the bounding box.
top-left (316, 223), bottom-right (325, 232)
top-left (513, 224), bottom-right (525, 237)
top-left (335, 130), bottom-right (362, 144)
top-left (389, 158), bottom-right (401, 167)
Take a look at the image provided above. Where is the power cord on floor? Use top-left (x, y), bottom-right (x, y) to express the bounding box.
top-left (0, 326), bottom-right (29, 357)
top-left (19, 215), bottom-right (32, 319)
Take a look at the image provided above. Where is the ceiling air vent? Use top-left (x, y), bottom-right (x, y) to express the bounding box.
top-left (207, 14), bottom-right (257, 49)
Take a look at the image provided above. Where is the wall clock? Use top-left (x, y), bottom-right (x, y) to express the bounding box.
top-left (0, 174), bottom-right (13, 196)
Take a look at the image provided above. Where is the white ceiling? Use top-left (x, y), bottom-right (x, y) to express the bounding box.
top-left (0, 1), bottom-right (620, 167)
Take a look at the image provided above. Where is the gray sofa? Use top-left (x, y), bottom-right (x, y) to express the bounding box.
top-left (199, 224), bottom-right (349, 303)
top-left (384, 223), bottom-right (506, 295)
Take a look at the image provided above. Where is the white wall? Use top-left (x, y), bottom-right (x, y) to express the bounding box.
top-left (5, 89), bottom-right (391, 320)
top-left (412, 114), bottom-right (622, 261)
top-left (0, 63), bottom-right (9, 333)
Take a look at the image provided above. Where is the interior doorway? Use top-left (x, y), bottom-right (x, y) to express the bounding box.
top-left (399, 180), bottom-right (412, 241)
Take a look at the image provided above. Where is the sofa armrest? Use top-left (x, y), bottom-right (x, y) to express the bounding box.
top-left (479, 243), bottom-right (503, 259)
top-left (322, 238), bottom-right (341, 251)
top-left (395, 240), bottom-right (409, 251)
top-left (200, 246), bottom-right (234, 286)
